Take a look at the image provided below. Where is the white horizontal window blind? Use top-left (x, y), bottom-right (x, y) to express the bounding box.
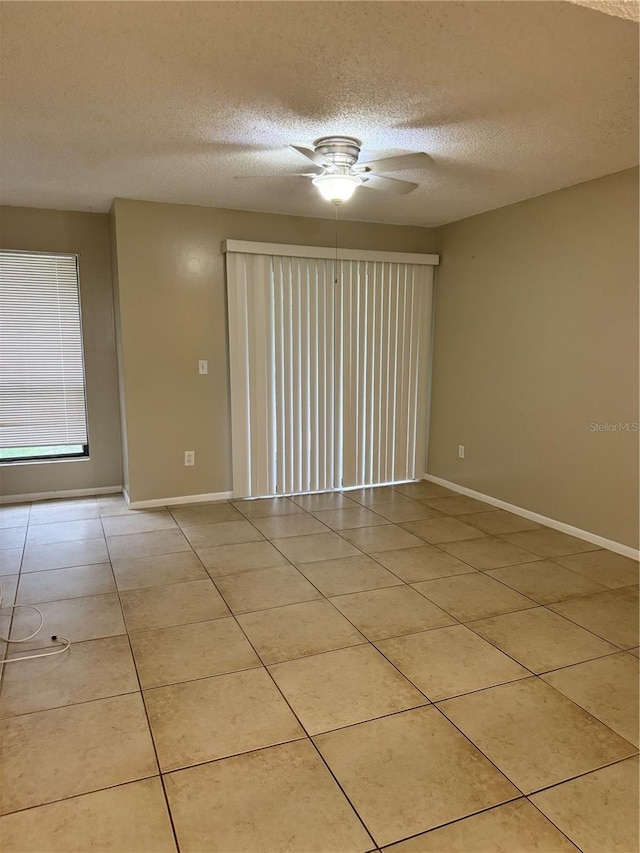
top-left (225, 244), bottom-right (435, 499)
top-left (0, 251), bottom-right (89, 455)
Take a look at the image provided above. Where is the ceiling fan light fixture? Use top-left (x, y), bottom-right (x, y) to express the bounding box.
top-left (312, 173), bottom-right (362, 204)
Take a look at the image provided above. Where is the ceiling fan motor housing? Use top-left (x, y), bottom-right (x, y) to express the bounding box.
top-left (313, 136), bottom-right (362, 169)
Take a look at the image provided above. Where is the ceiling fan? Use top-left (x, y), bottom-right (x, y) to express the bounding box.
top-left (289, 136), bottom-right (431, 204)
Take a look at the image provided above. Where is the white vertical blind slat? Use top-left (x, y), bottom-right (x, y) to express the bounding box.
top-left (273, 257), bottom-right (286, 494)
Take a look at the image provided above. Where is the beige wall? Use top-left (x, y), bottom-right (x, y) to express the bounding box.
top-left (428, 168), bottom-right (639, 549)
top-left (0, 206), bottom-right (122, 497)
top-left (112, 199), bottom-right (435, 503)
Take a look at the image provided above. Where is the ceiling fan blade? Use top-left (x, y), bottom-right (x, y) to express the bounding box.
top-left (358, 152), bottom-right (432, 173)
top-left (290, 145), bottom-right (333, 168)
top-left (234, 172), bottom-right (319, 180)
top-left (361, 174), bottom-right (418, 194)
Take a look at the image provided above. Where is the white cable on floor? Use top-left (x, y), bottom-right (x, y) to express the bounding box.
top-left (0, 581), bottom-right (70, 665)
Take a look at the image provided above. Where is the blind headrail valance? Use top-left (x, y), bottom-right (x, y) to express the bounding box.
top-left (221, 239), bottom-right (439, 266)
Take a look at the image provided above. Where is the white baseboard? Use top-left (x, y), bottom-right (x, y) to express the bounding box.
top-left (0, 485), bottom-right (122, 506)
top-left (423, 474), bottom-right (639, 561)
top-left (125, 490), bottom-right (234, 509)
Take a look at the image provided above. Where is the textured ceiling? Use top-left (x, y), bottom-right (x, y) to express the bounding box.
top-left (0, 1), bottom-right (638, 227)
top-left (566, 0), bottom-right (640, 21)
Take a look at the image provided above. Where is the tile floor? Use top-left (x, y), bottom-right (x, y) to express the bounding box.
top-left (0, 482), bottom-right (638, 852)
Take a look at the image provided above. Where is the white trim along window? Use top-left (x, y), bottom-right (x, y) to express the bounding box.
top-left (0, 250), bottom-right (89, 463)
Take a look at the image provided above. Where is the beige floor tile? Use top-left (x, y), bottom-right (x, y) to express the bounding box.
top-left (401, 517), bottom-right (482, 544)
top-left (385, 799), bottom-right (578, 853)
top-left (0, 576), bottom-right (17, 658)
top-left (549, 586), bottom-right (639, 648)
top-left (0, 777), bottom-right (177, 853)
top-left (487, 560), bottom-right (608, 604)
top-left (130, 617), bottom-right (260, 688)
top-left (393, 482), bottom-right (457, 499)
top-left (26, 518), bottom-right (104, 546)
top-left (121, 578), bottom-right (229, 631)
top-left (439, 536), bottom-right (539, 570)
top-left (215, 564), bottom-right (321, 614)
top-left (370, 501), bottom-right (444, 523)
top-left (422, 495), bottom-right (491, 516)
top-left (102, 510), bottom-right (177, 537)
top-left (269, 644), bottom-right (427, 734)
top-left (347, 485), bottom-right (408, 505)
top-left (0, 693), bottom-right (157, 814)
top-left (145, 667), bottom-right (304, 771)
top-left (0, 505), bottom-right (30, 528)
top-left (29, 503), bottom-right (99, 524)
top-left (97, 495), bottom-right (131, 517)
top-left (0, 574), bottom-right (18, 606)
top-left (251, 513), bottom-right (330, 538)
top-left (16, 563), bottom-right (115, 604)
top-left (106, 529), bottom-right (191, 561)
top-left (10, 593), bottom-right (125, 651)
top-left (315, 706), bottom-right (518, 847)
top-left (331, 585), bottom-right (456, 641)
top-left (232, 496), bottom-right (303, 517)
top-left (377, 624), bottom-right (530, 701)
top-left (238, 599), bottom-right (365, 664)
top-left (292, 491), bottom-right (360, 510)
top-left (0, 548), bottom-right (22, 575)
top-left (164, 739), bottom-right (373, 852)
top-left (470, 607), bottom-right (618, 673)
top-left (1, 636), bottom-right (138, 717)
top-left (298, 554), bottom-right (403, 596)
top-left (272, 531), bottom-right (360, 563)
top-left (463, 510), bottom-right (542, 536)
top-left (542, 653), bottom-right (639, 746)
top-left (502, 528), bottom-right (598, 558)
top-left (554, 549), bottom-right (639, 589)
top-left (439, 678), bottom-right (636, 793)
top-left (530, 757), bottom-right (639, 853)
top-left (197, 539), bottom-right (290, 576)
top-left (413, 573), bottom-right (536, 622)
top-left (0, 527), bottom-right (26, 550)
top-left (370, 545), bottom-right (476, 583)
top-left (311, 506), bottom-right (388, 530)
top-left (29, 499), bottom-right (97, 525)
top-left (112, 550), bottom-right (207, 590)
top-left (169, 501), bottom-right (243, 527)
top-left (22, 538), bottom-right (109, 572)
top-left (340, 524), bottom-right (426, 553)
top-left (181, 520), bottom-right (263, 549)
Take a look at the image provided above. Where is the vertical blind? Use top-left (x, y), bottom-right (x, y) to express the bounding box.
top-left (0, 251), bottom-right (89, 449)
top-left (226, 246), bottom-right (434, 498)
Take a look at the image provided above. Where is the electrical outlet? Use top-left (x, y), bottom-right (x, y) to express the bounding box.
top-left (184, 450), bottom-right (195, 467)
top-left (198, 360), bottom-right (208, 375)
top-left (458, 445), bottom-right (465, 459)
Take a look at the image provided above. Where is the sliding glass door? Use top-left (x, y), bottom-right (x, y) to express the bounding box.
top-left (225, 242), bottom-right (436, 498)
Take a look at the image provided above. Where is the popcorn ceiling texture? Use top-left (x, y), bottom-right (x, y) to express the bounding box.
top-left (567, 0), bottom-right (640, 22)
top-left (0, 1), bottom-right (637, 226)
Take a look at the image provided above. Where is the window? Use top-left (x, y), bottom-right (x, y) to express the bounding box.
top-left (0, 251), bottom-right (89, 463)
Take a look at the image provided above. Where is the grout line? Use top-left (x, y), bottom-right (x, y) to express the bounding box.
top-left (96, 512), bottom-right (184, 853)
top-left (523, 752), bottom-right (640, 799)
top-left (0, 772), bottom-right (162, 819)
